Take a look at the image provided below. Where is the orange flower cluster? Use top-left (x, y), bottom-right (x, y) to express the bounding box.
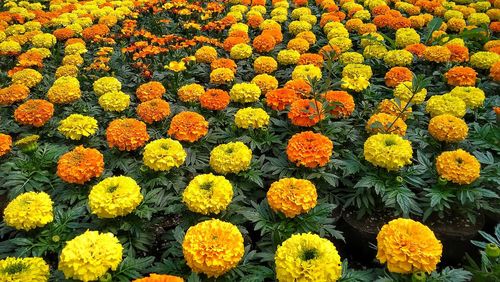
top-left (252, 34), bottom-right (276, 53)
top-left (266, 88), bottom-right (300, 111)
top-left (14, 99), bottom-right (54, 127)
top-left (136, 99), bottom-right (171, 124)
top-left (211, 58), bottom-right (237, 74)
top-left (373, 10), bottom-right (411, 30)
top-left (445, 66), bottom-right (477, 87)
top-left (298, 53), bottom-right (324, 68)
top-left (284, 79), bottom-right (312, 97)
top-left (288, 99), bottom-right (324, 127)
top-left (0, 84), bottom-right (30, 105)
top-left (106, 118), bottom-right (150, 151)
top-left (200, 89), bottom-right (230, 111)
top-left (168, 112), bottom-right (209, 142)
top-left (446, 44), bottom-right (469, 63)
top-left (384, 67), bottom-right (413, 88)
top-left (18, 51), bottom-right (44, 69)
top-left (53, 28), bottom-right (75, 41)
top-left (323, 91), bottom-right (355, 118)
top-left (267, 178), bottom-right (317, 218)
top-left (82, 24), bottom-right (110, 42)
top-left (133, 274), bottom-right (184, 282)
top-left (57, 146), bottom-right (104, 185)
top-left (0, 134), bottom-right (12, 157)
top-left (136, 81), bottom-right (166, 102)
top-left (286, 131), bottom-right (333, 168)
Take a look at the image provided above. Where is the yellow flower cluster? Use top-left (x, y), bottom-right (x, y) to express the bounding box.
top-left (277, 49), bottom-right (301, 65)
top-left (384, 50), bottom-right (414, 67)
top-left (89, 176), bottom-right (143, 218)
top-left (251, 74), bottom-right (278, 94)
top-left (470, 51), bottom-right (499, 70)
top-left (210, 68), bottom-right (235, 85)
top-left (195, 46), bottom-right (218, 63)
top-left (4, 191), bottom-right (53, 231)
top-left (31, 33), bottom-right (56, 48)
top-left (275, 233), bottom-right (342, 282)
top-left (291, 64), bottom-right (322, 81)
top-left (254, 56), bottom-right (278, 73)
top-left (234, 107), bottom-right (270, 129)
top-left (394, 82), bottom-right (427, 104)
top-left (366, 113), bottom-right (407, 136)
top-left (47, 76), bottom-right (81, 104)
top-left (377, 218), bottom-right (442, 274)
top-left (449, 86), bottom-right (485, 109)
top-left (363, 133), bottom-right (413, 171)
top-left (11, 68), bottom-right (42, 88)
top-left (182, 219), bottom-right (244, 277)
top-left (395, 28), bottom-right (420, 48)
top-left (178, 83), bottom-right (205, 103)
top-left (98, 91), bottom-right (131, 112)
top-left (93, 77), bottom-right (122, 96)
top-left (428, 114), bottom-right (468, 143)
top-left (58, 114), bottom-right (98, 140)
top-left (230, 43), bottom-right (252, 60)
top-left (0, 257), bottom-right (50, 282)
top-left (210, 141), bottom-right (252, 174)
top-left (267, 178), bottom-right (317, 218)
top-left (436, 149), bottom-right (480, 185)
top-left (58, 230), bottom-right (123, 281)
top-left (426, 94), bottom-right (466, 117)
top-left (229, 82), bottom-right (261, 103)
top-left (182, 173), bottom-right (233, 215)
top-left (143, 138), bottom-right (187, 171)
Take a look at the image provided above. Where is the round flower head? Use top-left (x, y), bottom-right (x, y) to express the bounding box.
top-left (136, 99), bottom-right (171, 124)
top-left (288, 99), bottom-right (324, 127)
top-left (0, 134), bottom-right (12, 157)
top-left (470, 51), bottom-right (500, 70)
top-left (31, 33), bottom-right (56, 48)
top-left (423, 46), bottom-right (451, 63)
top-left (254, 56), bottom-right (278, 74)
top-left (0, 84), bottom-right (30, 105)
top-left (133, 274), bottom-right (184, 282)
top-left (98, 91), bottom-right (130, 112)
top-left (252, 34), bottom-right (276, 53)
top-left (363, 133), bottom-right (413, 171)
top-left (267, 178), bottom-right (317, 218)
top-left (385, 67), bottom-right (413, 88)
top-left (89, 176), bottom-right (143, 218)
top-left (251, 74), bottom-right (278, 94)
top-left (286, 131), bottom-right (333, 168)
top-left (377, 218), bottom-right (442, 274)
top-left (210, 68), bottom-right (235, 85)
top-left (11, 68), bottom-right (43, 88)
top-left (266, 88), bottom-right (300, 111)
top-left (93, 77), bottom-right (121, 96)
top-left (230, 82), bottom-right (261, 103)
top-left (0, 257), bottom-right (49, 281)
top-left (4, 191), bottom-right (53, 231)
top-left (285, 79), bottom-right (312, 97)
top-left (277, 49), bottom-right (301, 65)
top-left (436, 149), bottom-right (480, 185)
top-left (444, 66), bottom-right (477, 87)
top-left (395, 28), bottom-right (421, 48)
top-left (143, 138), bottom-right (186, 171)
top-left (211, 58), bottom-right (237, 73)
top-left (58, 231), bottom-right (123, 281)
top-left (58, 114), bottom-right (98, 140)
top-left (136, 81), bottom-right (165, 102)
top-left (200, 89), bottom-right (230, 111)
top-left (275, 233), bottom-right (342, 282)
top-left (14, 99), bottom-right (54, 127)
top-left (394, 81), bottom-right (427, 104)
top-left (426, 94), bottom-right (466, 118)
top-left (168, 112), bottom-right (208, 143)
top-left (106, 118), bottom-right (150, 151)
top-left (323, 90), bottom-right (355, 118)
top-left (291, 64), bottom-right (322, 81)
top-left (57, 146), bottom-right (104, 184)
top-left (183, 219), bottom-right (244, 277)
top-left (230, 43), bottom-right (252, 60)
top-left (384, 50), bottom-right (414, 67)
top-left (449, 86), bottom-right (485, 109)
top-left (210, 142), bottom-right (252, 174)
top-left (178, 83), bottom-right (205, 103)
top-left (47, 77), bottom-right (81, 104)
top-left (234, 107), bottom-right (270, 129)
top-left (366, 113), bottom-right (407, 136)
top-left (182, 173), bottom-right (233, 215)
top-left (428, 114), bottom-right (468, 143)
top-left (195, 46), bottom-right (218, 63)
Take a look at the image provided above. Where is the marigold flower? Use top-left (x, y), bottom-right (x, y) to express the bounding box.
top-left (0, 257), bottom-right (49, 281)
top-left (178, 83), bottom-right (205, 103)
top-left (287, 38), bottom-right (310, 54)
top-left (182, 173), bottom-right (233, 215)
top-left (98, 91), bottom-right (130, 112)
top-left (57, 114), bottom-right (98, 140)
top-left (377, 99), bottom-right (412, 121)
top-left (210, 68), bottom-right (235, 85)
top-left (449, 86), bottom-right (485, 109)
top-left (251, 73), bottom-right (278, 94)
top-left (323, 90), bottom-right (355, 118)
top-left (211, 58), bottom-right (237, 73)
top-left (230, 82), bottom-right (261, 103)
top-left (55, 65), bottom-right (78, 78)
top-left (165, 61), bottom-right (186, 72)
top-left (384, 67), bottom-right (413, 88)
top-left (377, 218), bottom-right (442, 274)
top-left (183, 219), bottom-right (244, 277)
top-left (89, 176), bottom-right (143, 218)
top-left (444, 66), bottom-right (477, 87)
top-left (384, 50), bottom-right (414, 67)
top-left (143, 138), bottom-right (186, 171)
top-left (11, 68), bottom-right (42, 88)
top-left (252, 34), bottom-right (276, 53)
top-left (363, 133), bottom-right (413, 171)
top-left (292, 64), bottom-right (322, 81)
top-left (136, 81), bottom-right (165, 102)
top-left (57, 146), bottom-right (104, 184)
top-left (82, 24), bottom-right (110, 41)
top-left (4, 191), bottom-right (53, 231)
top-left (235, 107), bottom-right (270, 129)
top-left (167, 112), bottom-right (208, 143)
top-left (12, 99), bottom-right (53, 128)
top-left (267, 178), bottom-right (317, 218)
top-left (0, 84), bottom-right (30, 106)
top-left (265, 88), bottom-right (300, 111)
top-left (423, 46), bottom-right (452, 63)
top-left (106, 118), bottom-right (150, 151)
top-left (491, 61), bottom-right (500, 81)
top-left (47, 77), bottom-right (81, 104)
top-left (133, 274), bottom-right (184, 282)
top-left (136, 99), bottom-right (171, 124)
top-left (93, 77), bottom-right (122, 96)
top-left (445, 44), bottom-right (469, 63)
top-left (428, 114), bottom-right (468, 143)
top-left (195, 46), bottom-right (218, 63)
top-left (284, 79), bottom-right (312, 97)
top-left (395, 28), bottom-right (421, 48)
top-left (288, 99), bottom-right (324, 127)
top-left (59, 231), bottom-right (123, 281)
top-left (393, 81), bottom-right (427, 104)
top-left (275, 233), bottom-right (342, 282)
top-left (200, 89), bottom-right (231, 110)
top-left (470, 51), bottom-right (500, 70)
top-left (53, 28), bottom-right (75, 41)
top-left (223, 36), bottom-right (248, 52)
top-left (426, 94), bottom-right (466, 118)
top-left (286, 131), bottom-right (333, 168)
top-left (366, 113), bottom-right (407, 136)
top-left (436, 149), bottom-right (480, 185)
top-left (277, 49), bottom-right (301, 65)
top-left (230, 43), bottom-right (252, 60)
top-left (254, 56), bottom-right (278, 74)
top-left (210, 142), bottom-right (252, 174)
top-left (0, 134), bottom-right (12, 157)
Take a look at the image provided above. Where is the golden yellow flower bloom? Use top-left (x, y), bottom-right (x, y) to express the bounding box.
top-left (165, 61), bottom-right (187, 72)
top-left (182, 173), bottom-right (233, 215)
top-left (428, 114), bottom-right (468, 143)
top-left (4, 191), bottom-right (53, 231)
top-left (436, 149), bottom-right (480, 185)
top-left (58, 114), bottom-right (98, 140)
top-left (143, 138), bottom-right (187, 171)
top-left (363, 133), bottom-right (413, 171)
top-left (89, 176), bottom-right (143, 218)
top-left (210, 142), bottom-right (252, 174)
top-left (0, 257), bottom-right (49, 282)
top-left (234, 107), bottom-right (270, 129)
top-left (267, 178), bottom-right (317, 218)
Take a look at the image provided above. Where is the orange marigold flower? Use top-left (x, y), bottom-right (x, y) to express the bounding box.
top-left (200, 89), bottom-right (231, 111)
top-left (65, 38), bottom-right (86, 47)
top-left (444, 66), bottom-right (477, 86)
top-left (106, 118), bottom-right (150, 151)
top-left (423, 46), bottom-right (451, 63)
top-left (53, 28), bottom-right (75, 41)
top-left (358, 23), bottom-right (378, 34)
top-left (377, 99), bottom-right (412, 121)
top-left (18, 51), bottom-right (44, 69)
top-left (384, 67), bottom-right (413, 88)
top-left (298, 53), bottom-right (324, 68)
top-left (267, 178), bottom-right (317, 218)
top-left (133, 274), bottom-right (184, 282)
top-left (252, 34), bottom-right (276, 53)
top-left (82, 24), bottom-right (110, 41)
top-left (211, 58), bottom-right (237, 73)
top-left (265, 88), bottom-right (300, 111)
top-left (490, 22), bottom-right (500, 33)
top-left (223, 37), bottom-right (247, 52)
top-left (136, 81), bottom-right (166, 102)
top-left (319, 45), bottom-right (341, 60)
top-left (284, 79), bottom-right (312, 97)
top-left (0, 84), bottom-right (30, 105)
top-left (195, 46), bottom-right (218, 64)
top-left (0, 134), bottom-right (12, 157)
top-left (288, 99), bottom-right (324, 127)
top-left (262, 29), bottom-right (283, 44)
top-left (168, 112), bottom-right (208, 143)
top-left (366, 113), bottom-right (407, 136)
top-left (286, 131), bottom-right (333, 168)
top-left (323, 90), bottom-right (355, 118)
top-left (57, 146), bottom-right (104, 185)
top-left (14, 99), bottom-right (54, 127)
top-left (178, 83), bottom-right (205, 103)
top-left (445, 44), bottom-right (469, 63)
top-left (372, 5), bottom-right (391, 16)
top-left (345, 18), bottom-right (364, 33)
top-left (405, 43), bottom-right (427, 57)
top-left (136, 99), bottom-right (171, 124)
top-left (247, 14), bottom-right (264, 29)
top-left (490, 61), bottom-right (500, 81)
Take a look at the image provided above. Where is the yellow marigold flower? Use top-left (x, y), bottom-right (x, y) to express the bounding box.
top-left (436, 149), bottom-right (480, 185)
top-left (470, 51), bottom-right (500, 70)
top-left (292, 64), bottom-right (322, 81)
top-left (426, 94), bottom-right (466, 118)
top-left (93, 76), bottom-right (122, 96)
top-left (165, 61), bottom-right (186, 72)
top-left (0, 40), bottom-right (22, 53)
top-left (277, 49), bottom-right (301, 65)
top-left (183, 219), bottom-right (244, 277)
top-left (58, 231), bottom-right (123, 281)
top-left (384, 50), bottom-right (414, 67)
top-left (64, 42), bottom-right (87, 55)
top-left (229, 82), bottom-right (261, 103)
top-left (210, 68), bottom-right (234, 85)
top-left (0, 134), bottom-right (12, 157)
top-left (377, 218), bottom-right (442, 274)
top-left (58, 114), bottom-right (98, 140)
top-left (55, 65), bottom-right (78, 78)
top-left (342, 63), bottom-right (373, 79)
top-left (267, 178), bottom-right (317, 218)
top-left (275, 233), bottom-right (342, 282)
top-left (291, 7), bottom-right (311, 20)
top-left (195, 46), bottom-right (218, 63)
top-left (11, 68), bottom-right (42, 88)
top-left (468, 12), bottom-right (490, 25)
top-left (62, 54), bottom-right (84, 66)
top-left (143, 138), bottom-right (186, 171)
top-left (230, 43), bottom-right (252, 60)
top-left (210, 142), bottom-right (252, 174)
top-left (47, 77), bottom-right (81, 104)
top-left (288, 20), bottom-right (312, 35)
top-left (31, 33), bottom-right (56, 48)
top-left (182, 173), bottom-right (233, 215)
top-left (366, 113), bottom-right (407, 136)
top-left (428, 114), bottom-right (468, 142)
top-left (328, 37), bottom-right (353, 52)
top-left (448, 86), bottom-right (485, 109)
top-left (254, 56), bottom-right (278, 74)
top-left (229, 22), bottom-right (249, 33)
top-left (363, 44), bottom-right (388, 59)
top-left (339, 52), bottom-right (365, 65)
top-left (300, 14), bottom-right (317, 25)
top-left (4, 191), bottom-right (53, 231)
top-left (98, 91), bottom-right (130, 112)
top-left (393, 81), bottom-right (427, 104)
top-left (395, 28), bottom-right (421, 48)
top-left (297, 31), bottom-right (317, 45)
top-left (178, 83), bottom-right (205, 103)
top-left (341, 76), bottom-right (370, 92)
top-left (234, 107), bottom-right (270, 129)
top-left (423, 46), bottom-right (451, 63)
top-left (0, 257), bottom-right (49, 282)
top-left (363, 133), bottom-right (413, 171)
top-left (89, 176), bottom-right (143, 218)
top-left (251, 73), bottom-right (278, 94)
top-left (360, 32), bottom-right (384, 48)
